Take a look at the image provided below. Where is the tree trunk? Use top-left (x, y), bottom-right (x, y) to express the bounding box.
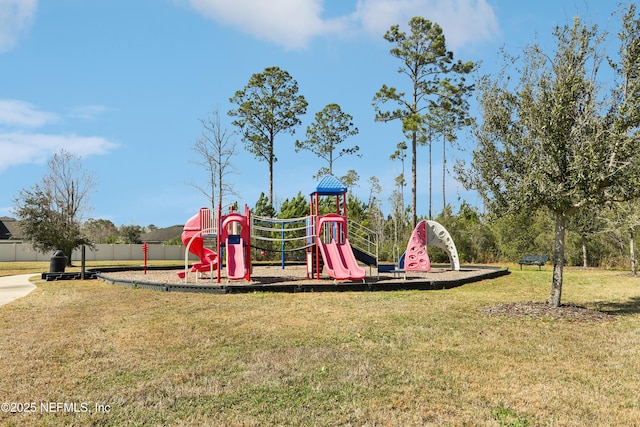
top-left (630, 231), bottom-right (637, 276)
top-left (217, 164), bottom-right (222, 211)
top-left (581, 234), bottom-right (588, 268)
top-left (549, 211), bottom-right (566, 307)
top-left (411, 132), bottom-right (417, 228)
top-left (429, 139), bottom-right (432, 219)
top-left (268, 137), bottom-right (275, 206)
top-left (268, 159), bottom-right (274, 207)
top-left (442, 133), bottom-right (446, 212)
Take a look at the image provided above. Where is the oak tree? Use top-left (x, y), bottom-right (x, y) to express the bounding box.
top-left (458, 15), bottom-right (640, 307)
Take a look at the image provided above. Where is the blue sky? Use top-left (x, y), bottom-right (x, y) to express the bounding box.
top-left (0, 0), bottom-right (619, 227)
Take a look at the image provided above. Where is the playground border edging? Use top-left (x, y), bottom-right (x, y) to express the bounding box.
top-left (95, 265), bottom-right (510, 295)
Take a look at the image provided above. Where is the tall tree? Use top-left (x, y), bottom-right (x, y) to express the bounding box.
top-left (610, 4), bottom-right (640, 137)
top-left (600, 3), bottom-right (640, 276)
top-left (373, 17), bottom-right (475, 226)
top-left (458, 17), bottom-right (640, 307)
top-left (428, 77), bottom-right (474, 213)
top-left (190, 108), bottom-right (237, 210)
top-left (295, 103), bottom-right (359, 178)
top-left (229, 66), bottom-right (307, 205)
top-left (13, 150), bottom-right (96, 265)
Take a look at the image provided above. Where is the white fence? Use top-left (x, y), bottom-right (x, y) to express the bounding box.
top-left (0, 242), bottom-right (193, 262)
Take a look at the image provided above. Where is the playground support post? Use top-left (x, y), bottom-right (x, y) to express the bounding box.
top-left (217, 204), bottom-right (222, 283)
top-left (281, 220), bottom-right (285, 269)
top-left (81, 244), bottom-right (86, 280)
top-left (142, 242), bottom-right (149, 274)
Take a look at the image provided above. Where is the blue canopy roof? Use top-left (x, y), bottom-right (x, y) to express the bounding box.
top-left (313, 175), bottom-right (347, 195)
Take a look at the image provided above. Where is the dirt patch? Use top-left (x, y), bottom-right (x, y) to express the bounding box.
top-left (482, 301), bottom-right (614, 322)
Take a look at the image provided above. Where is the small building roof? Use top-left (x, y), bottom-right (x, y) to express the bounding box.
top-left (0, 217), bottom-right (24, 240)
top-left (313, 175), bottom-right (347, 196)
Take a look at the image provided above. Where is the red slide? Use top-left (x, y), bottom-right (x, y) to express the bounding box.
top-left (316, 214), bottom-right (366, 281)
top-left (318, 239), bottom-right (351, 280)
top-left (178, 210), bottom-right (218, 278)
top-left (225, 237), bottom-right (246, 280)
top-left (336, 239), bottom-right (365, 280)
top-left (219, 210), bottom-right (251, 281)
top-left (187, 238), bottom-right (218, 273)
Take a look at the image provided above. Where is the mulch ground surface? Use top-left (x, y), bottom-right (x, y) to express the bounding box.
top-left (482, 301), bottom-right (614, 322)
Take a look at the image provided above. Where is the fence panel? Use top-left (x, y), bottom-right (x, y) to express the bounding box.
top-left (0, 242), bottom-right (191, 262)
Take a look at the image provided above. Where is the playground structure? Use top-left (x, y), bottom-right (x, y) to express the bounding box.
top-left (424, 220), bottom-right (460, 271)
top-left (308, 175), bottom-right (366, 281)
top-left (405, 220), bottom-right (430, 272)
top-left (178, 207), bottom-right (218, 278)
top-left (404, 219), bottom-right (460, 273)
top-left (179, 205), bottom-right (251, 283)
top-left (217, 205), bottom-right (252, 281)
top-left (178, 175), bottom-right (460, 284)
top-left (179, 176), bottom-right (373, 283)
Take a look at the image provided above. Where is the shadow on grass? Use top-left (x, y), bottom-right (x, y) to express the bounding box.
top-left (594, 296), bottom-right (640, 316)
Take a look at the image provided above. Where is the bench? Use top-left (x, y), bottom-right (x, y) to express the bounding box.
top-left (377, 263), bottom-right (406, 279)
top-left (518, 255), bottom-right (549, 270)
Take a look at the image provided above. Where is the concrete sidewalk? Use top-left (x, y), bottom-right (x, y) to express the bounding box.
top-left (0, 274), bottom-right (37, 306)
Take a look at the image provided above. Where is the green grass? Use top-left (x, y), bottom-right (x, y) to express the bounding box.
top-left (0, 263), bottom-right (639, 425)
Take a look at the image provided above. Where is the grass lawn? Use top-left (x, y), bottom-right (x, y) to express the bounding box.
top-left (0, 263), bottom-right (639, 426)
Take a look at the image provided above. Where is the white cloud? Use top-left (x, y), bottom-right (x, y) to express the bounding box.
top-left (0, 99), bottom-right (118, 172)
top-left (187, 0), bottom-right (347, 50)
top-left (0, 132), bottom-right (118, 172)
top-left (0, 99), bottom-right (58, 128)
top-left (187, 0), bottom-right (499, 50)
top-left (0, 0), bottom-right (38, 53)
top-left (66, 104), bottom-right (110, 121)
top-left (353, 0), bottom-right (500, 50)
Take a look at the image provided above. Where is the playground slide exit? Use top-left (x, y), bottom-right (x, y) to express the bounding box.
top-left (225, 237), bottom-right (245, 280)
top-left (316, 213), bottom-right (366, 281)
top-left (317, 238), bottom-right (365, 281)
top-left (336, 239), bottom-right (366, 280)
top-left (319, 239), bottom-right (351, 280)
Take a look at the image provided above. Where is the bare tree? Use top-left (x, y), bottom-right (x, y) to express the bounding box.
top-left (13, 149), bottom-right (96, 265)
top-left (190, 108), bottom-right (237, 210)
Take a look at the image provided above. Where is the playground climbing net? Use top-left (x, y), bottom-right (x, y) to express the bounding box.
top-left (251, 214), bottom-right (315, 252)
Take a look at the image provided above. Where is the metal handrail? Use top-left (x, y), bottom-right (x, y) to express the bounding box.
top-left (348, 220), bottom-right (378, 262)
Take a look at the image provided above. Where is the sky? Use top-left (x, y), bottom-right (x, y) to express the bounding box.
top-left (0, 0), bottom-right (621, 228)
